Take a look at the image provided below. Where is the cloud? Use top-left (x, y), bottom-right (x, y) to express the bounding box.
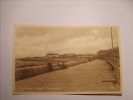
top-left (63, 36), bottom-right (111, 51)
top-left (16, 35), bottom-right (45, 57)
top-left (15, 33), bottom-right (113, 58)
top-left (15, 27), bottom-right (119, 58)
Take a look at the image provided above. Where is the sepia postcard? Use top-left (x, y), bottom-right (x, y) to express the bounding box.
top-left (13, 25), bottom-right (122, 94)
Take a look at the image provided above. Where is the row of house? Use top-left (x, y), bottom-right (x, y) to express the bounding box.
top-left (17, 57), bottom-right (45, 60)
top-left (17, 53), bottom-right (97, 61)
top-left (97, 47), bottom-right (119, 59)
top-left (97, 47), bottom-right (120, 67)
top-left (46, 53), bottom-right (97, 59)
top-left (46, 53), bottom-right (76, 58)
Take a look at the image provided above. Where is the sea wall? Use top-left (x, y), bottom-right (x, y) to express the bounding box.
top-left (15, 61), bottom-right (86, 81)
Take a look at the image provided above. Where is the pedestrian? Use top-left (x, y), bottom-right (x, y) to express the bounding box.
top-left (47, 62), bottom-right (53, 72)
top-left (61, 62), bottom-right (65, 69)
top-left (57, 62), bottom-right (60, 67)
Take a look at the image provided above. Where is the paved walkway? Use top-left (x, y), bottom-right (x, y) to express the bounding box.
top-left (15, 59), bottom-right (120, 93)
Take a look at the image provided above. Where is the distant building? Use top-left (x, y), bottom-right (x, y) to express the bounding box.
top-left (59, 54), bottom-right (66, 58)
top-left (20, 57), bottom-right (43, 60)
top-left (46, 53), bottom-right (59, 58)
top-left (91, 54), bottom-right (98, 58)
top-left (65, 53), bottom-right (76, 58)
top-left (76, 54), bottom-right (92, 59)
top-left (59, 53), bottom-right (76, 58)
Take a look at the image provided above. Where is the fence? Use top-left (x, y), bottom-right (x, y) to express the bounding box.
top-left (97, 47), bottom-right (121, 84)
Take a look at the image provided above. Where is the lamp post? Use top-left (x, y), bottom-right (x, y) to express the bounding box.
top-left (111, 27), bottom-right (114, 64)
top-left (111, 27), bottom-right (113, 49)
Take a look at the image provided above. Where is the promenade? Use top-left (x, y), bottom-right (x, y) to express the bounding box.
top-left (15, 59), bottom-right (120, 93)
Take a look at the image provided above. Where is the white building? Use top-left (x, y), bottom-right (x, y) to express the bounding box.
top-left (46, 53), bottom-right (59, 58)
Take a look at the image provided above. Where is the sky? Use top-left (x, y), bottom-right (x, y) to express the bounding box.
top-left (15, 26), bottom-right (119, 58)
